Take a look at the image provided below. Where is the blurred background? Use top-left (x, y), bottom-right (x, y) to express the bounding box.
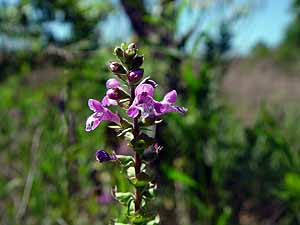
top-left (1, 0), bottom-right (300, 224)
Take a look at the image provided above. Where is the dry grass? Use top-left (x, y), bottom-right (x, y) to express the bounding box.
top-left (222, 58), bottom-right (300, 124)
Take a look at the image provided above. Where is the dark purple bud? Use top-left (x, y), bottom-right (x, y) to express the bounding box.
top-left (109, 61), bottom-right (126, 74)
top-left (96, 150), bottom-right (117, 163)
top-left (106, 89), bottom-right (119, 100)
top-left (128, 69), bottom-right (144, 82)
top-left (132, 55), bottom-right (144, 69)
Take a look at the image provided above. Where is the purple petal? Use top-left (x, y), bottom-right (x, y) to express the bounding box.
top-left (88, 99), bottom-right (104, 112)
top-left (154, 102), bottom-right (187, 116)
top-left (85, 113), bottom-right (101, 131)
top-left (135, 84), bottom-right (154, 97)
top-left (128, 106), bottom-right (140, 118)
top-left (106, 78), bottom-right (120, 89)
top-left (102, 109), bottom-right (120, 124)
top-left (137, 92), bottom-right (153, 104)
top-left (153, 102), bottom-right (167, 115)
top-left (97, 193), bottom-right (113, 204)
top-left (86, 104), bottom-right (120, 131)
top-left (128, 69), bottom-right (144, 82)
top-left (106, 89), bottom-right (119, 99)
top-left (101, 96), bottom-right (118, 107)
top-left (163, 90), bottom-right (177, 103)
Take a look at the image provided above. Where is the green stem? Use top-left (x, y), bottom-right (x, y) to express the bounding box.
top-left (134, 151), bottom-right (142, 211)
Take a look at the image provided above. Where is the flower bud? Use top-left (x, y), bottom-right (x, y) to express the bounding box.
top-left (106, 78), bottom-right (121, 89)
top-left (108, 61), bottom-right (126, 74)
top-left (128, 69), bottom-right (144, 82)
top-left (96, 150), bottom-right (117, 162)
top-left (106, 89), bottom-right (119, 100)
top-left (131, 55), bottom-right (144, 69)
top-left (114, 47), bottom-right (124, 59)
top-left (121, 42), bottom-right (127, 50)
top-left (125, 48), bottom-right (136, 61)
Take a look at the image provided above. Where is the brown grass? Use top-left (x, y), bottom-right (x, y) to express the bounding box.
top-left (221, 58), bottom-right (300, 124)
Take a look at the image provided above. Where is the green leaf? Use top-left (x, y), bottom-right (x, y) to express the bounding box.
top-left (114, 46), bottom-right (124, 58)
top-left (128, 213), bottom-right (146, 224)
top-left (276, 172), bottom-right (300, 200)
top-left (216, 207), bottom-right (232, 225)
top-left (130, 133), bottom-right (155, 153)
top-left (127, 198), bottom-right (135, 215)
top-left (124, 132), bottom-right (134, 142)
top-left (117, 155), bottom-right (134, 168)
top-left (128, 208), bottom-right (157, 224)
top-left (126, 166), bottom-right (135, 178)
top-left (121, 43), bottom-right (128, 50)
top-left (161, 164), bottom-right (198, 188)
top-left (143, 185), bottom-right (156, 199)
top-left (284, 172), bottom-right (300, 193)
top-left (114, 192), bottom-right (134, 205)
top-left (183, 62), bottom-right (198, 92)
top-left (129, 172), bottom-right (152, 188)
top-left (119, 98), bottom-right (131, 108)
top-left (116, 73), bottom-right (128, 82)
top-left (117, 127), bottom-right (132, 136)
top-left (120, 118), bottom-right (132, 128)
top-left (108, 125), bottom-right (122, 129)
top-left (146, 216), bottom-right (160, 225)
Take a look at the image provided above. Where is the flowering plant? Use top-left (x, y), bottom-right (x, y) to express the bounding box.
top-left (86, 43), bottom-right (187, 224)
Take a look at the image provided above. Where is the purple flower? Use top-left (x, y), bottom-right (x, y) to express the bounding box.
top-left (101, 79), bottom-right (121, 106)
top-left (128, 84), bottom-right (187, 118)
top-left (106, 78), bottom-right (121, 89)
top-left (106, 89), bottom-right (119, 99)
top-left (97, 192), bottom-right (113, 204)
top-left (96, 149), bottom-right (117, 162)
top-left (108, 61), bottom-right (126, 74)
top-left (86, 99), bottom-right (120, 131)
top-left (109, 61), bottom-right (119, 72)
top-left (128, 69), bottom-right (144, 82)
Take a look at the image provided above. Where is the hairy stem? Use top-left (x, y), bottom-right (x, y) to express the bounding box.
top-left (130, 84), bottom-right (142, 212)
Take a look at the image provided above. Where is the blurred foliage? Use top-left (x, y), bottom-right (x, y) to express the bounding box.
top-left (1, 0), bottom-right (300, 225)
top-left (276, 0), bottom-right (300, 63)
top-left (251, 0), bottom-right (300, 70)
